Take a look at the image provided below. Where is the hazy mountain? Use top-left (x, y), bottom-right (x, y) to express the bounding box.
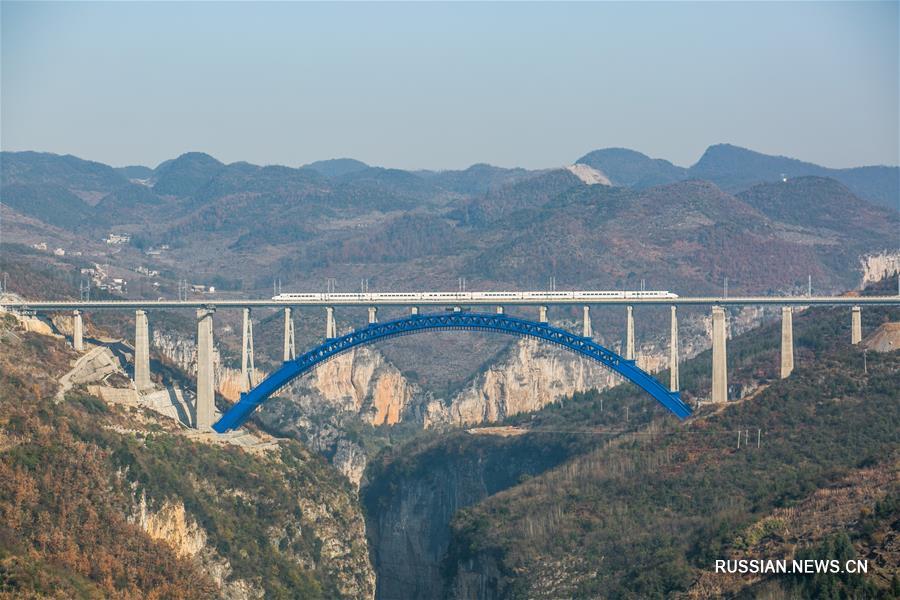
top-left (3, 148), bottom-right (895, 297)
top-left (736, 176), bottom-right (892, 236)
top-left (304, 157), bottom-right (370, 178)
top-left (575, 147), bottom-right (686, 188)
top-left (115, 165), bottom-right (155, 180)
top-left (0, 182), bottom-right (93, 230)
top-left (0, 151), bottom-right (127, 201)
top-left (688, 143), bottom-right (899, 210)
top-left (152, 152), bottom-right (225, 197)
top-left (463, 177), bottom-right (897, 293)
top-left (418, 163), bottom-right (539, 195)
top-left (451, 168), bottom-right (583, 226)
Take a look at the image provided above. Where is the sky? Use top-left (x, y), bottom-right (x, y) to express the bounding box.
top-left (2, 2), bottom-right (898, 170)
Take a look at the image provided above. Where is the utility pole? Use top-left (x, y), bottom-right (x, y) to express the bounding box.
top-left (808, 274), bottom-right (812, 297)
top-left (863, 349), bottom-right (868, 374)
top-left (724, 276), bottom-right (728, 298)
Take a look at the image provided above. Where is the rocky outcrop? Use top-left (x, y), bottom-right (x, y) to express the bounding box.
top-left (860, 251), bottom-right (900, 287)
top-left (133, 495), bottom-right (263, 600)
top-left (151, 329), bottom-right (247, 402)
top-left (309, 347), bottom-right (416, 426)
top-left (424, 338), bottom-right (618, 427)
top-left (363, 434), bottom-right (572, 600)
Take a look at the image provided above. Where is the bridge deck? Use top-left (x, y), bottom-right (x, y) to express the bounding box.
top-left (2, 296), bottom-right (900, 310)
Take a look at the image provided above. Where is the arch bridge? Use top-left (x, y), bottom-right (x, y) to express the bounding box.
top-left (213, 311), bottom-right (690, 432)
top-left (5, 291), bottom-right (890, 431)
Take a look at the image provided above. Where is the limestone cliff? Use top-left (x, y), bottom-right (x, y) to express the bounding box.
top-left (860, 251), bottom-right (900, 287)
top-left (151, 329), bottom-right (247, 402)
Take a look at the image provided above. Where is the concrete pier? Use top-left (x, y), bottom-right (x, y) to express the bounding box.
top-left (326, 306), bottom-right (337, 339)
top-left (669, 306), bottom-right (679, 392)
top-left (134, 309), bottom-right (152, 392)
top-left (411, 306), bottom-right (419, 315)
top-left (851, 306), bottom-right (862, 344)
top-left (625, 306), bottom-right (635, 360)
top-left (241, 307), bottom-right (255, 392)
top-left (283, 307), bottom-right (295, 361)
top-left (368, 306), bottom-right (378, 324)
top-left (496, 306), bottom-right (504, 314)
top-left (711, 306), bottom-right (728, 403)
top-left (73, 310), bottom-right (84, 351)
top-left (780, 306), bottom-right (794, 378)
top-left (539, 305), bottom-right (548, 323)
top-left (582, 306), bottom-right (592, 338)
top-left (195, 308), bottom-right (215, 430)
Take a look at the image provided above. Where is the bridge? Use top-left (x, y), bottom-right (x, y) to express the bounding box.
top-left (3, 291), bottom-right (898, 433)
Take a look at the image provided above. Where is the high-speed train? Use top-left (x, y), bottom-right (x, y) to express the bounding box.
top-left (271, 290), bottom-right (678, 302)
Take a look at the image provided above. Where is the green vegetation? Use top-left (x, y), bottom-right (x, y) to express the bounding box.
top-left (440, 304), bottom-right (900, 598)
top-left (0, 311), bottom-right (371, 598)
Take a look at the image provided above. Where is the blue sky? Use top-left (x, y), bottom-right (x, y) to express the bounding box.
top-left (2, 2), bottom-right (897, 170)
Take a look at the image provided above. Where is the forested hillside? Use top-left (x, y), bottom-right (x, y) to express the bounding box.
top-left (0, 311), bottom-right (375, 599)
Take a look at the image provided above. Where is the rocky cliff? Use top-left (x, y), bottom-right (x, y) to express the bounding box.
top-left (363, 433), bottom-right (574, 600)
top-left (861, 251), bottom-right (900, 287)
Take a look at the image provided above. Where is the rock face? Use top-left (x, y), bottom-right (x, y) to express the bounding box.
top-left (309, 347), bottom-right (416, 426)
top-left (363, 434), bottom-right (572, 600)
top-left (861, 251), bottom-right (900, 287)
top-left (133, 495), bottom-right (264, 599)
top-left (424, 338), bottom-right (619, 427)
top-left (151, 329), bottom-right (247, 402)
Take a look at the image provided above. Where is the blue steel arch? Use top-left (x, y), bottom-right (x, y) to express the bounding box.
top-left (213, 311), bottom-right (691, 433)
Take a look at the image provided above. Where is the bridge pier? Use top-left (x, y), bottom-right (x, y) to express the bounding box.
top-left (195, 308), bottom-right (215, 431)
top-left (496, 306), bottom-right (504, 314)
top-left (582, 306), bottom-right (592, 338)
top-left (711, 306), bottom-right (728, 403)
top-left (669, 306), bottom-right (679, 392)
top-left (368, 306), bottom-right (378, 324)
top-left (134, 309), bottom-right (152, 392)
top-left (781, 306), bottom-right (794, 378)
top-left (283, 307), bottom-right (296, 361)
top-left (851, 306), bottom-right (862, 344)
top-left (73, 310), bottom-right (84, 351)
top-left (411, 306), bottom-right (419, 315)
top-left (325, 306), bottom-right (337, 339)
top-left (625, 306), bottom-right (635, 360)
top-left (539, 305), bottom-right (548, 323)
top-left (241, 308), bottom-right (255, 392)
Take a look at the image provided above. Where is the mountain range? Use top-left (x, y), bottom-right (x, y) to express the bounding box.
top-left (1, 143), bottom-right (896, 304)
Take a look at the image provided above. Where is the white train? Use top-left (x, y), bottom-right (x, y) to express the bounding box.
top-left (271, 290), bottom-right (678, 302)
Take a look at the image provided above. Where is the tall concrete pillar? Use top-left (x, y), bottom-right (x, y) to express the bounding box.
top-left (368, 306), bottom-right (378, 324)
top-left (325, 306), bottom-right (336, 339)
top-left (73, 310), bottom-right (84, 351)
top-left (496, 306), bottom-right (504, 314)
top-left (851, 306), bottom-right (862, 345)
top-left (539, 305), bottom-right (548, 323)
top-left (195, 308), bottom-right (215, 431)
top-left (134, 309), bottom-right (152, 392)
top-left (669, 306), bottom-right (679, 392)
top-left (711, 306), bottom-right (728, 403)
top-left (283, 307), bottom-right (296, 361)
top-left (411, 306), bottom-right (419, 315)
top-left (625, 306), bottom-right (635, 360)
top-left (582, 306), bottom-right (592, 338)
top-left (241, 307), bottom-right (255, 392)
top-left (780, 306), bottom-right (794, 378)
